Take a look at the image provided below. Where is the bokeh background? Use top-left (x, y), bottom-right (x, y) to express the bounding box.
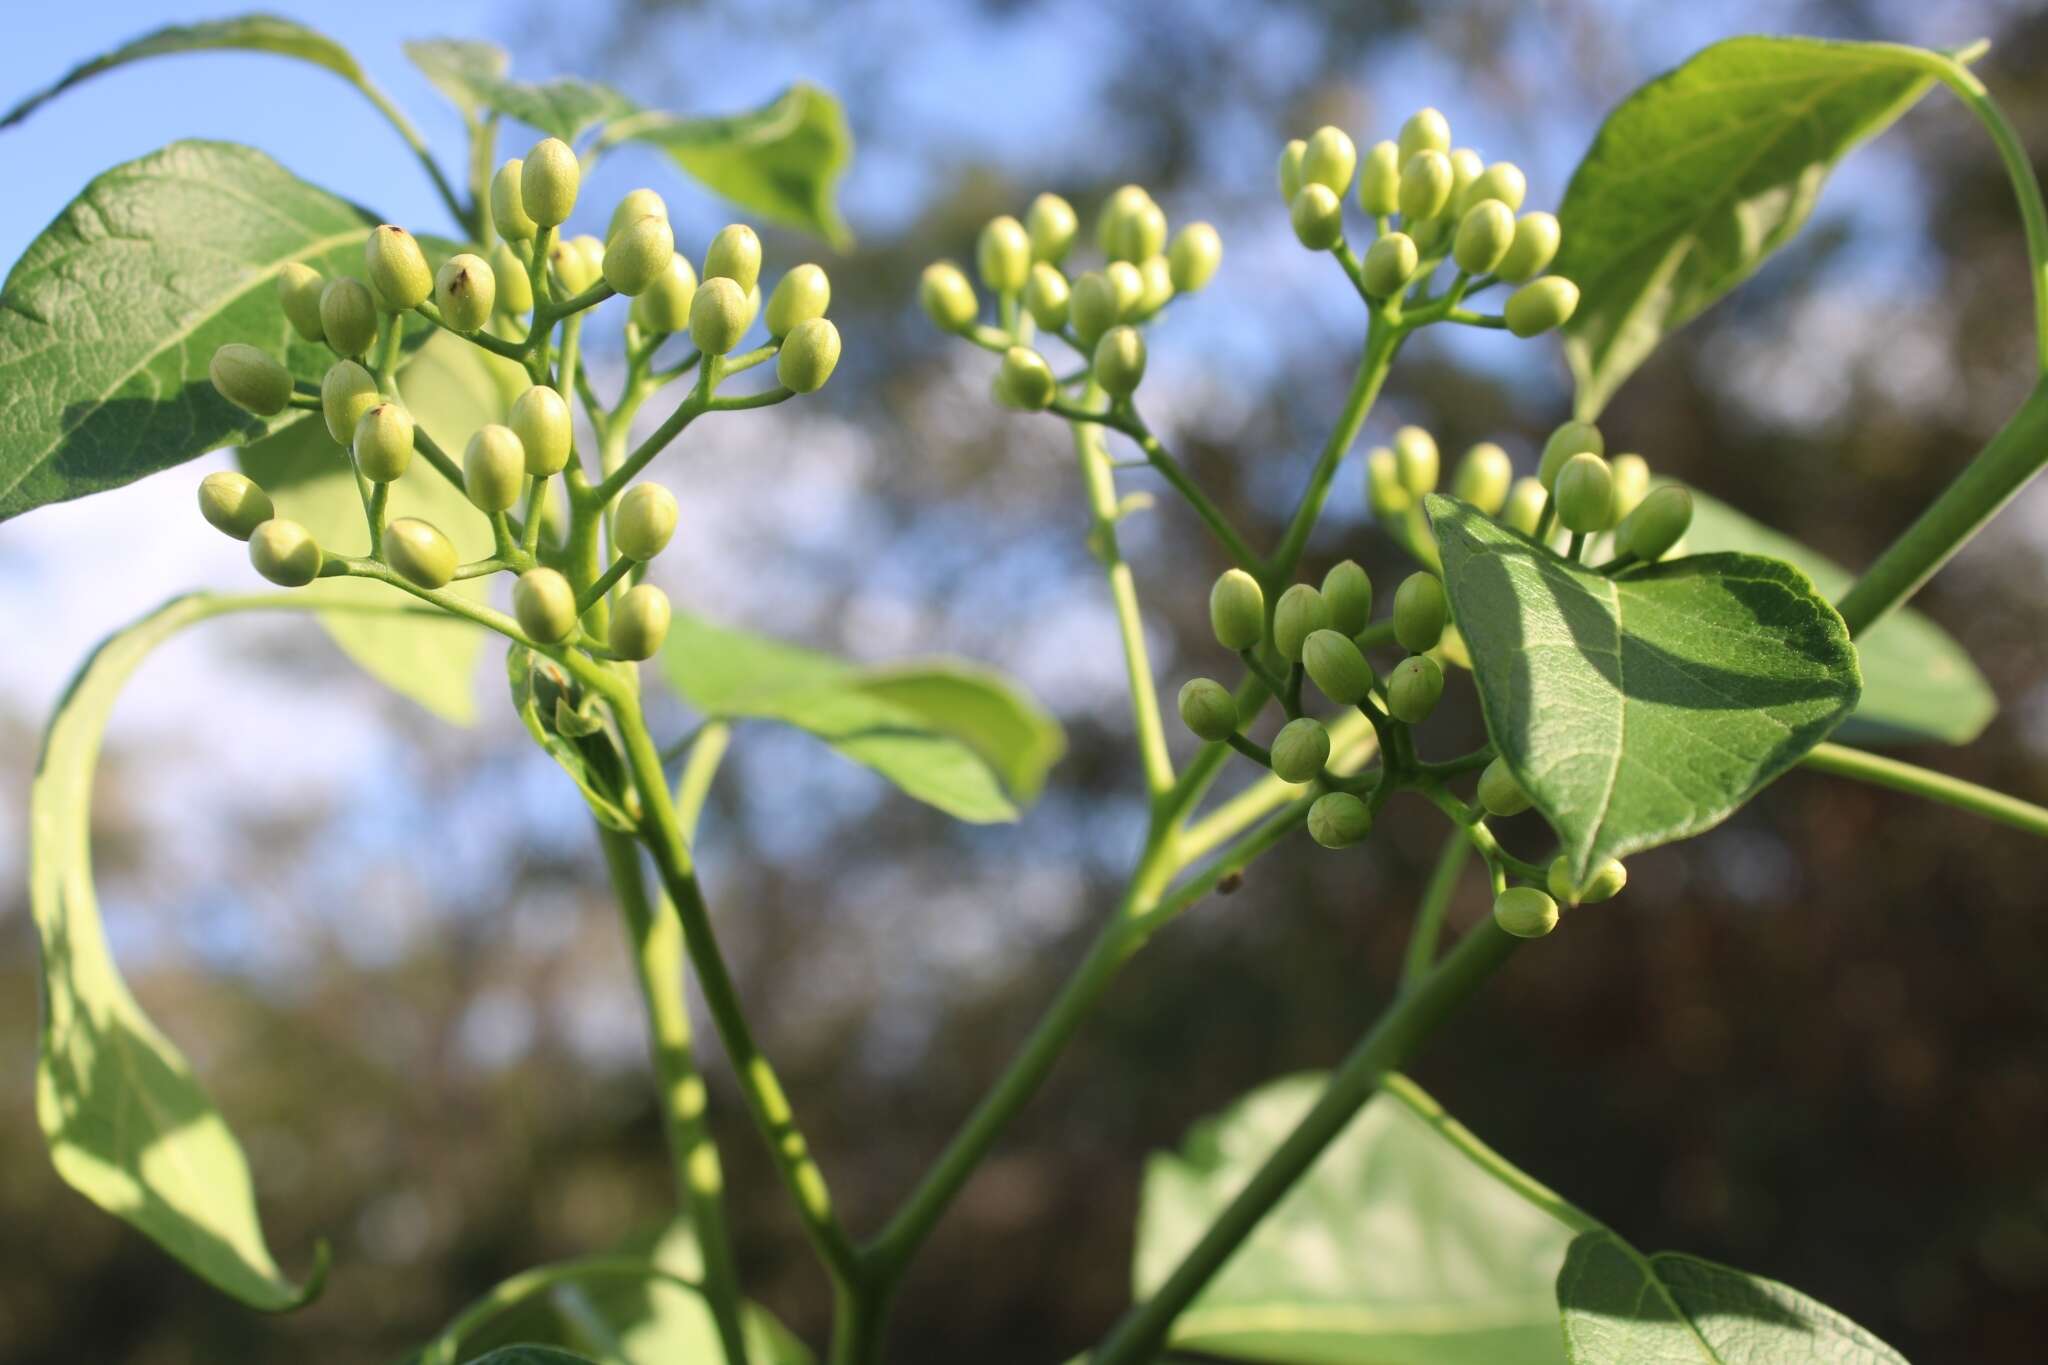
top-left (6, 1), bottom-right (2048, 1361)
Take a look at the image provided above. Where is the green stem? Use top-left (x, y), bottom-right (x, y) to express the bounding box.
top-left (354, 77), bottom-right (472, 237)
top-left (577, 556), bottom-right (636, 614)
top-left (1800, 741), bottom-right (2048, 838)
top-left (1268, 321), bottom-right (1400, 579)
top-left (675, 722), bottom-right (732, 841)
top-left (1400, 831), bottom-right (1470, 991)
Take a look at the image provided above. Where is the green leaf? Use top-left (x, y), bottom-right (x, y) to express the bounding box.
top-left (0, 140), bottom-right (385, 521)
top-left (1557, 37), bottom-right (1953, 418)
top-left (1681, 491), bottom-right (1993, 745)
top-left (403, 39), bottom-right (511, 119)
top-left (460, 1351), bottom-right (597, 1365)
top-left (1425, 494), bottom-right (1861, 881)
top-left (508, 647), bottom-right (639, 831)
top-left (658, 612), bottom-right (1062, 825)
top-left (397, 46), bottom-right (635, 144)
top-left (32, 593), bottom-right (329, 1309)
top-left (1135, 1073), bottom-right (1574, 1364)
top-left (603, 85), bottom-right (854, 249)
top-left (1557, 1230), bottom-right (1908, 1363)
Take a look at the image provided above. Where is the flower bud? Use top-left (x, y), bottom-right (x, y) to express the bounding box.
top-left (1453, 200), bottom-right (1517, 276)
top-left (1108, 197), bottom-right (1167, 265)
top-left (465, 424), bottom-right (527, 513)
top-left (319, 277), bottom-right (379, 357)
top-left (514, 567), bottom-right (578, 643)
top-left (1177, 677), bottom-right (1239, 742)
top-left (276, 263), bottom-right (327, 342)
top-left (521, 137), bottom-right (580, 228)
top-left (1549, 855), bottom-right (1626, 907)
top-left (1290, 183), bottom-right (1343, 251)
top-left (548, 234), bottom-right (603, 295)
top-left (1619, 484), bottom-right (1693, 563)
top-left (209, 343), bottom-right (292, 417)
top-left (1392, 425), bottom-right (1439, 496)
top-left (386, 516), bottom-right (457, 589)
top-left (765, 263), bottom-right (831, 339)
top-left (1276, 140), bottom-right (1307, 204)
top-left (609, 188), bottom-right (668, 239)
top-left (977, 215), bottom-right (1032, 293)
top-left (1555, 453), bottom-right (1616, 533)
top-left (1134, 255), bottom-right (1175, 320)
top-left (321, 359), bottom-right (380, 447)
top-left (434, 252), bottom-right (497, 332)
top-left (365, 225), bottom-right (432, 311)
top-left (1459, 162), bottom-right (1528, 215)
top-left (1397, 107), bottom-right (1451, 161)
top-left (610, 583), bottom-right (672, 661)
top-left (1092, 185), bottom-right (1149, 256)
top-left (1358, 140), bottom-right (1401, 217)
top-left (197, 470), bottom-right (274, 540)
top-left (510, 386), bottom-right (572, 476)
top-left (1451, 442), bottom-right (1513, 515)
top-left (1023, 263), bottom-right (1070, 331)
top-left (1093, 326), bottom-right (1146, 398)
top-left (1304, 629), bottom-right (1374, 704)
top-left (1392, 572), bottom-right (1447, 653)
top-left (1493, 886), bottom-right (1558, 938)
top-left (1271, 717), bottom-right (1332, 783)
top-left (1366, 447), bottom-right (1412, 518)
top-left (633, 254), bottom-right (698, 334)
top-left (1321, 559), bottom-right (1373, 635)
top-left (492, 159), bottom-right (538, 241)
top-left (1537, 421), bottom-right (1603, 492)
top-left (1273, 583), bottom-right (1331, 662)
top-left (616, 481), bottom-right (679, 561)
top-left (1386, 653), bottom-right (1444, 723)
top-left (1397, 151), bottom-right (1453, 222)
top-left (689, 276), bottom-right (752, 356)
top-left (919, 261), bottom-right (978, 333)
top-left (1168, 222), bottom-right (1222, 293)
top-left (1069, 271), bottom-right (1118, 347)
top-left (1447, 149), bottom-right (1484, 206)
top-left (1605, 454), bottom-right (1648, 521)
top-left (1505, 276), bottom-right (1579, 337)
top-left (703, 224), bottom-right (762, 294)
top-left (1502, 476), bottom-right (1547, 536)
top-left (1362, 233), bottom-right (1419, 299)
top-left (1308, 792), bottom-right (1372, 848)
top-left (492, 242), bottom-right (535, 316)
top-left (1210, 568), bottom-right (1265, 651)
top-left (353, 402), bottom-right (415, 483)
top-left (1027, 192), bottom-right (1078, 263)
top-left (1497, 212), bottom-right (1560, 283)
top-left (1302, 125), bottom-right (1357, 195)
top-left (1104, 260), bottom-right (1145, 317)
top-left (777, 317), bottom-right (841, 394)
top-left (1477, 756), bottom-right (1532, 817)
top-left (604, 214), bottom-right (676, 297)
top-left (995, 346), bottom-right (1056, 411)
top-left (249, 518), bottom-right (321, 586)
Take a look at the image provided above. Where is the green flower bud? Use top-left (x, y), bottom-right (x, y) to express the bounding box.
top-left (616, 481), bottom-right (679, 561)
top-left (1549, 855), bottom-right (1626, 907)
top-left (604, 214), bottom-right (676, 297)
top-left (1493, 886), bottom-right (1559, 938)
top-left (321, 359), bottom-right (380, 447)
top-left (609, 188), bottom-right (669, 239)
top-left (511, 385), bottom-right (573, 476)
top-left (1392, 425), bottom-right (1439, 496)
top-left (1496, 212), bottom-right (1561, 283)
top-left (353, 402), bottom-right (415, 483)
top-left (1093, 325), bottom-right (1146, 398)
top-left (1502, 476), bottom-right (1547, 536)
top-left (633, 254), bottom-right (699, 334)
top-left (464, 424), bottom-right (527, 513)
top-left (1366, 446), bottom-right (1412, 518)
top-left (434, 252), bottom-right (497, 332)
top-left (1277, 139), bottom-right (1307, 204)
top-left (610, 583), bottom-right (672, 661)
top-left (1536, 425), bottom-right (1600, 495)
top-left (778, 317), bottom-right (841, 394)
top-left (1025, 263), bottom-right (1070, 330)
top-left (1447, 148), bottom-right (1484, 204)
top-left (1452, 200), bottom-right (1517, 276)
top-left (703, 223), bottom-right (763, 293)
top-left (765, 263), bottom-right (831, 339)
top-left (689, 276), bottom-right (752, 356)
top-left (1273, 583), bottom-right (1331, 663)
top-left (1168, 222), bottom-right (1222, 293)
top-left (385, 516), bottom-right (457, 589)
top-left (1094, 184), bottom-right (1152, 256)
top-left (1290, 183), bottom-right (1343, 251)
top-left (1608, 454), bottom-right (1649, 520)
top-left (1209, 568), bottom-right (1265, 651)
top-left (1177, 677), bottom-right (1239, 742)
top-left (1619, 484), bottom-right (1693, 563)
top-left (1304, 629), bottom-right (1375, 704)
top-left (1397, 107), bottom-right (1451, 161)
top-left (1476, 756), bottom-right (1532, 817)
top-left (1069, 271), bottom-right (1118, 347)
top-left (1108, 198), bottom-right (1167, 265)
top-left (977, 215), bottom-right (1032, 293)
top-left (249, 518), bottom-right (322, 587)
top-left (1302, 125), bottom-right (1357, 195)
top-left (1362, 232), bottom-right (1419, 299)
top-left (1308, 792), bottom-right (1372, 849)
top-left (1092, 263), bottom-right (1139, 322)
top-left (919, 261), bottom-right (979, 333)
top-left (995, 346), bottom-right (1056, 411)
top-left (1135, 255), bottom-right (1175, 320)
top-left (276, 263), bottom-right (327, 342)
top-left (1386, 653), bottom-right (1444, 723)
top-left (491, 159), bottom-right (538, 241)
top-left (365, 224), bottom-right (432, 311)
top-left (1026, 192), bottom-right (1079, 263)
top-left (1505, 276), bottom-right (1579, 338)
top-left (1271, 716), bottom-right (1332, 783)
top-left (1451, 442), bottom-right (1513, 515)
top-left (520, 137), bottom-right (580, 228)
top-left (548, 234), bottom-right (603, 295)
top-left (1392, 572), bottom-right (1447, 653)
top-left (1321, 559), bottom-right (1373, 636)
top-left (1397, 151), bottom-right (1453, 222)
top-left (491, 242), bottom-right (535, 316)
top-left (197, 470), bottom-right (274, 541)
top-left (514, 567), bottom-right (578, 643)
top-left (208, 343), bottom-right (292, 417)
top-left (1555, 452), bottom-right (1616, 533)
top-left (1460, 162), bottom-right (1528, 215)
top-left (318, 277), bottom-right (379, 357)
top-left (1358, 139), bottom-right (1401, 217)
